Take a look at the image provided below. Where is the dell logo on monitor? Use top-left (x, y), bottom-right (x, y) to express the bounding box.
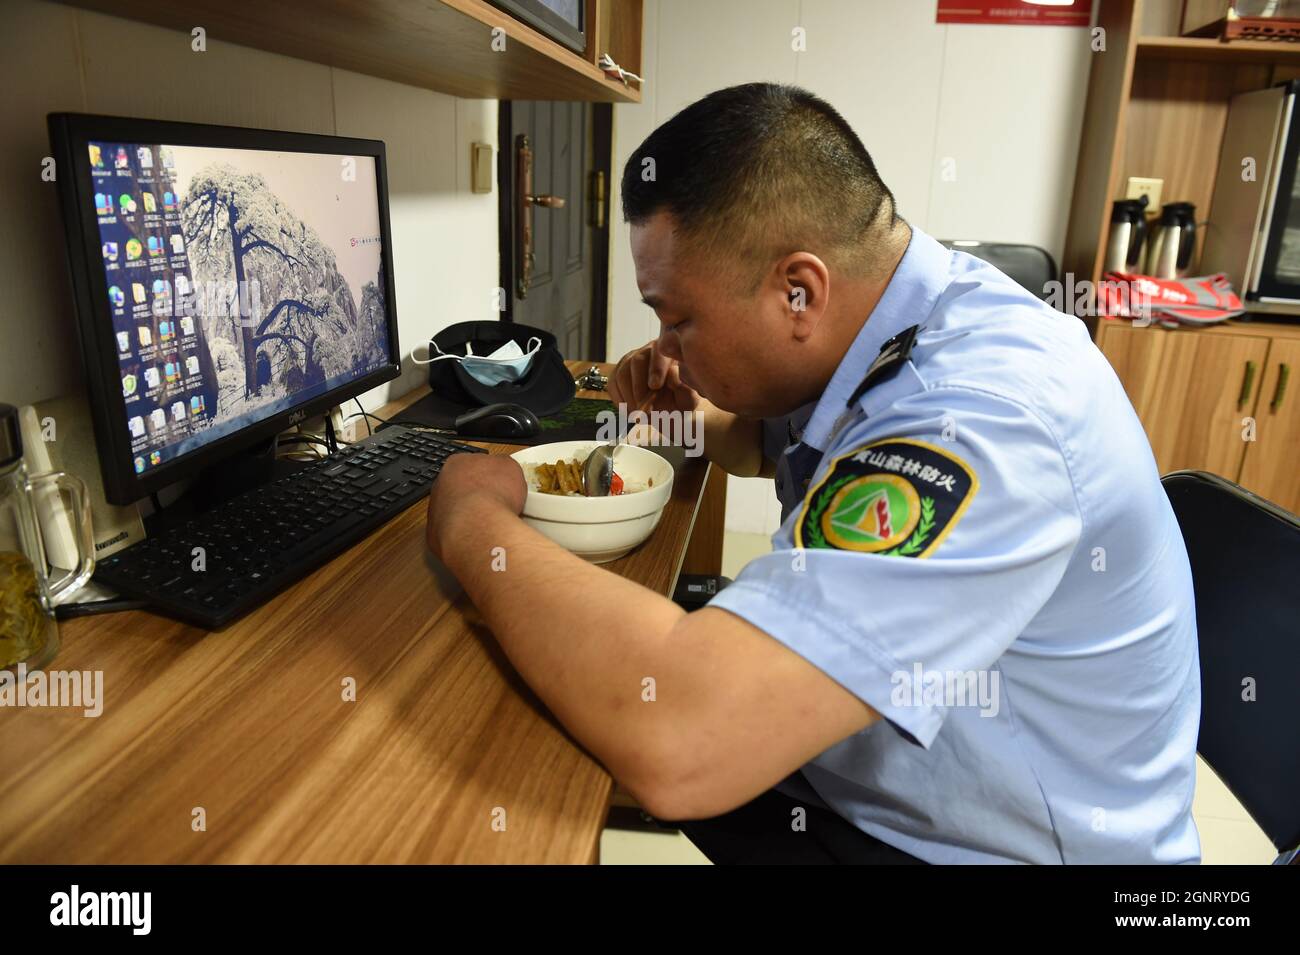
top-left (288, 409), bottom-right (307, 425)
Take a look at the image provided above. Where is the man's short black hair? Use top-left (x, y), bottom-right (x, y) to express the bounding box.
top-left (621, 82), bottom-right (901, 286)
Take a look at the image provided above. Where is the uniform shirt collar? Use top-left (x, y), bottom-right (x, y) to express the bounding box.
top-left (798, 226), bottom-right (952, 453)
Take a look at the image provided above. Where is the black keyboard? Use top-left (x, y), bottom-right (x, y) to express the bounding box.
top-left (93, 425), bottom-right (486, 629)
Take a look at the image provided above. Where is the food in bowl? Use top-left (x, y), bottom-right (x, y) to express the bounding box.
top-left (510, 441), bottom-right (675, 562)
top-left (528, 455), bottom-right (655, 496)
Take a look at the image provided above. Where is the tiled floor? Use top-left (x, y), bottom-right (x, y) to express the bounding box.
top-left (599, 531), bottom-right (1278, 865)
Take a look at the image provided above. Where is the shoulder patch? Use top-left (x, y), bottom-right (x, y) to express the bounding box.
top-left (795, 438), bottom-right (978, 557)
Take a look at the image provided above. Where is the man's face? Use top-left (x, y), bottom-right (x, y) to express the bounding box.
top-left (631, 212), bottom-right (801, 418)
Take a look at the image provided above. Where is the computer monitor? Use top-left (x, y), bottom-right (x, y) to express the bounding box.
top-left (48, 114), bottom-right (401, 505)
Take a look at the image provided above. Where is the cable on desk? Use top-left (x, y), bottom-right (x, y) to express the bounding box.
top-left (324, 413), bottom-right (339, 455)
top-left (354, 397), bottom-right (372, 436)
top-left (345, 407), bottom-right (393, 432)
top-left (55, 597), bottom-right (150, 620)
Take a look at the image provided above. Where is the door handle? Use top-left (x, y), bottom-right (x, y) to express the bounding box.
top-left (515, 134), bottom-right (566, 299)
top-left (589, 170), bottom-right (605, 229)
top-left (1270, 362), bottom-right (1290, 412)
top-left (1238, 360), bottom-right (1257, 411)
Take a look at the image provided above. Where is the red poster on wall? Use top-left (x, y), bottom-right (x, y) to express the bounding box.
top-left (936, 0), bottom-right (1093, 27)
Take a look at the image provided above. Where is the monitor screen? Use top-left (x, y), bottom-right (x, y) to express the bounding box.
top-left (83, 138), bottom-right (393, 479)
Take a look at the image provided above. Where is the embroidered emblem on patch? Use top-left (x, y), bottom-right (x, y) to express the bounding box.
top-left (796, 439), bottom-right (978, 557)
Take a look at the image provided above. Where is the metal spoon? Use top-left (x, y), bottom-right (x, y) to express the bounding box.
top-left (581, 443), bottom-right (616, 497)
top-left (583, 392), bottom-right (653, 496)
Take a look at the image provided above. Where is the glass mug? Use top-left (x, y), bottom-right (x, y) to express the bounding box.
top-left (0, 404), bottom-right (95, 671)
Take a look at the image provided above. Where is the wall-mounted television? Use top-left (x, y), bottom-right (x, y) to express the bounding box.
top-left (488, 0), bottom-right (586, 55)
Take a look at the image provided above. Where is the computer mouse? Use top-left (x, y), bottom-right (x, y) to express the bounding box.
top-left (454, 402), bottom-right (542, 439)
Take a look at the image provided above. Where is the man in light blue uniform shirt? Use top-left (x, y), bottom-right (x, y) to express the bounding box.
top-left (424, 82), bottom-right (1201, 864)
top-left (710, 224), bottom-right (1202, 864)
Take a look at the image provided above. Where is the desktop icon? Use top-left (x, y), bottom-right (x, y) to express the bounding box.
top-left (116, 330), bottom-right (130, 353)
top-left (125, 238), bottom-right (142, 260)
top-left (94, 193), bottom-right (112, 215)
top-left (118, 194), bottom-right (137, 215)
top-left (88, 144), bottom-right (103, 168)
top-left (163, 191), bottom-right (177, 211)
top-left (179, 315), bottom-right (195, 336)
top-left (108, 285), bottom-right (125, 308)
top-left (137, 326), bottom-right (152, 347)
top-left (149, 408), bottom-right (166, 431)
top-left (137, 147), bottom-right (153, 169)
top-left (144, 367), bottom-right (161, 388)
top-left (160, 147), bottom-right (175, 169)
top-left (185, 355), bottom-right (199, 376)
top-left (114, 147), bottom-right (130, 170)
top-left (132, 283), bottom-right (146, 304)
top-left (147, 236), bottom-right (163, 257)
top-left (129, 415), bottom-right (145, 437)
top-left (152, 279), bottom-right (169, 299)
top-left (122, 373), bottom-right (137, 397)
top-left (159, 320), bottom-right (174, 342)
top-left (174, 275), bottom-right (191, 297)
top-left (134, 456), bottom-right (146, 474)
top-left (102, 241), bottom-right (118, 261)
top-left (171, 401), bottom-right (186, 422)
top-left (142, 192), bottom-right (157, 213)
top-left (169, 233), bottom-right (185, 254)
top-left (150, 450), bottom-right (161, 466)
top-left (164, 361), bottom-right (179, 383)
top-left (190, 395), bottom-right (206, 415)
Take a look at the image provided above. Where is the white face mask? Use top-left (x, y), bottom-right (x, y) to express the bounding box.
top-left (414, 336), bottom-right (542, 385)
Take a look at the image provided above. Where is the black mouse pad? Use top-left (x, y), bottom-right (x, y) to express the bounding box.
top-left (380, 392), bottom-right (614, 446)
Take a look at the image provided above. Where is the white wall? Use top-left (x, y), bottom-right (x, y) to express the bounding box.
top-left (1, 0), bottom-right (1090, 537)
top-left (0, 0), bottom-right (499, 414)
top-left (608, 0), bottom-right (1092, 534)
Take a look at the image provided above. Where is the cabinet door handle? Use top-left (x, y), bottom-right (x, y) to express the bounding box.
top-left (1271, 362), bottom-right (1290, 412)
top-left (1238, 360), bottom-right (1257, 411)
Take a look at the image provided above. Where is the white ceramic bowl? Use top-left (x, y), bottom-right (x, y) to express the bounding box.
top-left (511, 440), bottom-right (675, 563)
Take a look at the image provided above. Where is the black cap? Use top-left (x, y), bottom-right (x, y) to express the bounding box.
top-left (1111, 196), bottom-right (1148, 221)
top-left (0, 404), bottom-right (21, 469)
top-left (425, 321), bottom-right (575, 417)
top-left (1158, 201), bottom-right (1196, 222)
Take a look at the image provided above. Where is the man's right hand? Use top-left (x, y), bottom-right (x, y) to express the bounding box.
top-left (608, 341), bottom-right (700, 414)
top-left (608, 342), bottom-right (773, 478)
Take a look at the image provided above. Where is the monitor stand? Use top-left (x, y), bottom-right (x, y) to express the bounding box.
top-left (144, 435), bottom-right (315, 534)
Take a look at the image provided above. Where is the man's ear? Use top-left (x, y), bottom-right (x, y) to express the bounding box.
top-left (778, 252), bottom-right (830, 342)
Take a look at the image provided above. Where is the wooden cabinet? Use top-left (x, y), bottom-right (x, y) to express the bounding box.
top-left (1059, 1), bottom-right (1300, 512)
top-left (1238, 337), bottom-right (1300, 512)
top-left (1099, 322), bottom-right (1267, 478)
top-left (1061, 0), bottom-right (1300, 300)
top-left (1098, 320), bottom-right (1300, 513)
top-left (57, 0), bottom-right (644, 103)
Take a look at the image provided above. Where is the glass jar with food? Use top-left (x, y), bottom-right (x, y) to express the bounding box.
top-left (0, 403), bottom-right (95, 671)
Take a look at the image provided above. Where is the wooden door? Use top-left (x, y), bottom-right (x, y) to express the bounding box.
top-left (501, 100), bottom-right (609, 362)
top-left (1238, 337), bottom-right (1300, 513)
top-left (1099, 323), bottom-right (1270, 478)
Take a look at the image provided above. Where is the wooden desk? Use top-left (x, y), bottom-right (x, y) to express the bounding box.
top-left (0, 362), bottom-right (725, 863)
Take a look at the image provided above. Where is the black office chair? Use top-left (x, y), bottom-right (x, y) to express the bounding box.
top-left (1162, 470), bottom-right (1300, 864)
top-left (939, 239), bottom-right (1057, 302)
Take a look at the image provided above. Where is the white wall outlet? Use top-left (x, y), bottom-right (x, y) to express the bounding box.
top-left (1125, 176), bottom-right (1163, 211)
